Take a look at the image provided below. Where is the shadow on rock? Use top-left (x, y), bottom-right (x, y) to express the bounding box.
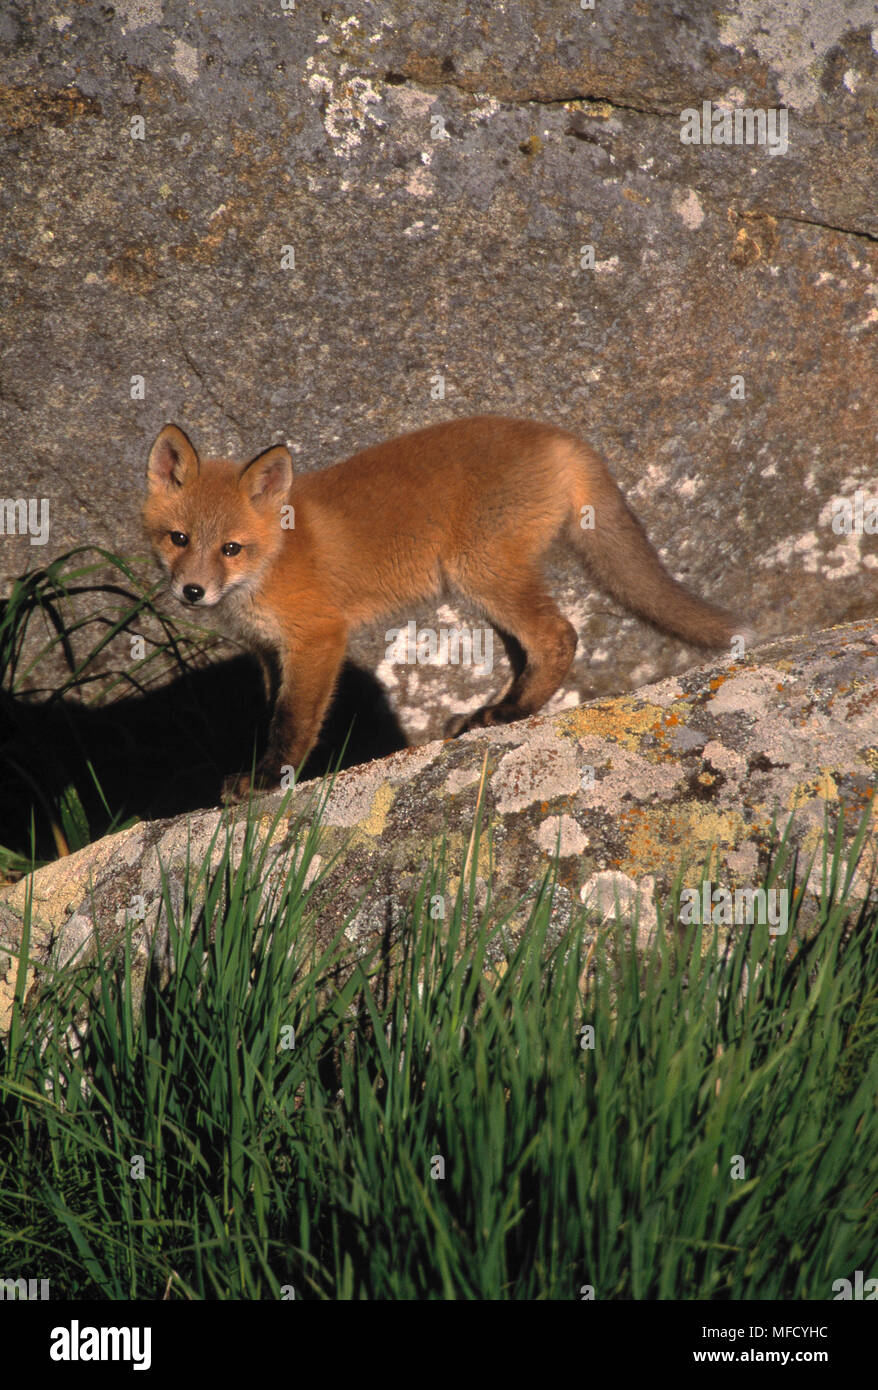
top-left (0, 655), bottom-right (407, 860)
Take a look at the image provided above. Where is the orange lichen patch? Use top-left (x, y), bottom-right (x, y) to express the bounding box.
top-left (650, 707), bottom-right (682, 735)
top-left (614, 801), bottom-right (747, 878)
top-left (788, 770), bottom-right (838, 807)
top-left (642, 703), bottom-right (695, 761)
top-left (558, 698), bottom-right (668, 749)
top-left (845, 685), bottom-right (878, 719)
top-left (840, 788), bottom-right (876, 817)
top-left (708, 674), bottom-right (729, 692)
top-left (0, 83), bottom-right (102, 131)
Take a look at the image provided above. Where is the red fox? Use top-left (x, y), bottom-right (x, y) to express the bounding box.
top-left (143, 416), bottom-right (753, 801)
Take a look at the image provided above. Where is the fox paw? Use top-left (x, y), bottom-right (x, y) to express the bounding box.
top-left (220, 772), bottom-right (253, 805)
top-left (220, 768), bottom-right (284, 805)
top-left (443, 712), bottom-right (472, 739)
top-left (444, 704), bottom-right (517, 739)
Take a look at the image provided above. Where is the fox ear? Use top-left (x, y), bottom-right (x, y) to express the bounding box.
top-left (147, 424), bottom-right (199, 491)
top-left (240, 444), bottom-right (293, 509)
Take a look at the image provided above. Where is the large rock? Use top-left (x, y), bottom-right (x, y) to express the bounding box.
top-left (2, 620), bottom-right (875, 1036)
top-left (1, 2), bottom-right (876, 747)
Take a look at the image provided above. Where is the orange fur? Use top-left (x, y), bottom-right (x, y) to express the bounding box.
top-left (142, 416), bottom-right (752, 800)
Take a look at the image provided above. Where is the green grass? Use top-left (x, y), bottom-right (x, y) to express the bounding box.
top-left (1, 551), bottom-right (876, 1299)
top-left (1, 794), bottom-right (875, 1300)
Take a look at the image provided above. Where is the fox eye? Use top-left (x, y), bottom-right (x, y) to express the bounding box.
top-left (170, 531), bottom-right (188, 547)
top-left (222, 542), bottom-right (242, 557)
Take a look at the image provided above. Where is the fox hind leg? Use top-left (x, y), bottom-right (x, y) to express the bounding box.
top-left (443, 571), bottom-right (577, 738)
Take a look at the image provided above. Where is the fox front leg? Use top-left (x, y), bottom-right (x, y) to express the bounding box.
top-left (221, 625), bottom-right (348, 804)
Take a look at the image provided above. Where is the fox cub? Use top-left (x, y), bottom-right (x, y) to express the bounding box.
top-left (143, 416), bottom-right (752, 802)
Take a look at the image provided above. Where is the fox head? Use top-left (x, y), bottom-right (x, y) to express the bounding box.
top-left (143, 424), bottom-right (293, 608)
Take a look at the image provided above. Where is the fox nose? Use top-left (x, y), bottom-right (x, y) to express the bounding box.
top-left (182, 584), bottom-right (205, 604)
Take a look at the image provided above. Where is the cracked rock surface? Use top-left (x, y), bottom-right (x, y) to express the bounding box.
top-left (1, 1), bottom-right (877, 744)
